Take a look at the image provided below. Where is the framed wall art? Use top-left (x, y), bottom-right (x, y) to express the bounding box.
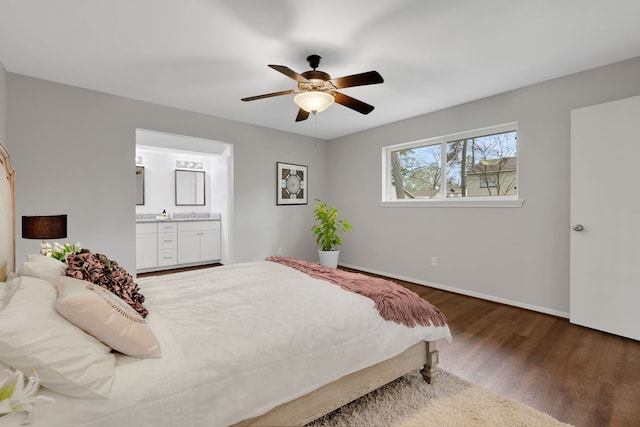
top-left (277, 162), bottom-right (307, 205)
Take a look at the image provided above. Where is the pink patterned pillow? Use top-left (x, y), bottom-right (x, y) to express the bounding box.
top-left (66, 249), bottom-right (148, 318)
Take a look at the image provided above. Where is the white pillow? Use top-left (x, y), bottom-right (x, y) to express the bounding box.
top-left (26, 253), bottom-right (65, 264)
top-left (0, 278), bottom-right (20, 310)
top-left (18, 255), bottom-right (66, 287)
top-left (57, 277), bottom-right (161, 359)
top-left (0, 276), bottom-right (116, 398)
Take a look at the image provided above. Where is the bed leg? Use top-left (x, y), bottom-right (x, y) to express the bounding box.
top-left (420, 340), bottom-right (439, 384)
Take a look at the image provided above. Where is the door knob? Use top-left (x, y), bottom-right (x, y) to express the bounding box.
top-left (572, 224), bottom-right (584, 232)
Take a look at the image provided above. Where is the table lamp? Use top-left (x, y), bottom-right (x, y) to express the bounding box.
top-left (22, 214), bottom-right (68, 255)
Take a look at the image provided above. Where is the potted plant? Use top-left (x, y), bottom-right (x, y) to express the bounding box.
top-left (311, 199), bottom-right (353, 268)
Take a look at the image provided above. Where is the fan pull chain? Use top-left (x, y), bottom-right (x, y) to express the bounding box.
top-left (313, 111), bottom-right (318, 147)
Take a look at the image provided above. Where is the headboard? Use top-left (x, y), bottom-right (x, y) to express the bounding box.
top-left (0, 141), bottom-right (15, 281)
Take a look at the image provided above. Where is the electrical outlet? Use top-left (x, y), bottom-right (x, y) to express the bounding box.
top-left (277, 247), bottom-right (282, 256)
top-left (431, 256), bottom-right (438, 267)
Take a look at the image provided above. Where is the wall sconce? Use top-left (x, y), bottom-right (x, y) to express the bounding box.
top-left (22, 215), bottom-right (68, 255)
top-left (176, 160), bottom-right (203, 170)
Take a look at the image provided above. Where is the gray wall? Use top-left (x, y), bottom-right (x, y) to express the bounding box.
top-left (328, 57), bottom-right (640, 316)
top-left (0, 62), bottom-right (6, 142)
top-left (6, 74), bottom-right (328, 273)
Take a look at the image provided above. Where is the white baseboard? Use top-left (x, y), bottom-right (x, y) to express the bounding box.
top-left (339, 263), bottom-right (570, 319)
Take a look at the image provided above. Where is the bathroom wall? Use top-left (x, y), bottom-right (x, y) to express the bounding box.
top-left (134, 145), bottom-right (227, 217)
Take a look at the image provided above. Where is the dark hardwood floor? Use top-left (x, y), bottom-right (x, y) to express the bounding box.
top-left (137, 263), bottom-right (221, 278)
top-left (396, 279), bottom-right (640, 427)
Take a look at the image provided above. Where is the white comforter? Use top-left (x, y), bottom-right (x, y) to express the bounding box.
top-left (1, 261), bottom-right (451, 427)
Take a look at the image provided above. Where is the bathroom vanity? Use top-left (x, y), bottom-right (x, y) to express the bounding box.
top-left (136, 214), bottom-right (221, 273)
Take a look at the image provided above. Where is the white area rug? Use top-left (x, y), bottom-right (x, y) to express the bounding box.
top-left (308, 370), bottom-right (572, 426)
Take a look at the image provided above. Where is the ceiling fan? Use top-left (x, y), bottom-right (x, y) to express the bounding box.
top-left (241, 54), bottom-right (384, 122)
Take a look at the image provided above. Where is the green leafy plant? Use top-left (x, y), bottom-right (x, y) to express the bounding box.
top-left (43, 242), bottom-right (82, 263)
top-left (311, 199), bottom-right (354, 252)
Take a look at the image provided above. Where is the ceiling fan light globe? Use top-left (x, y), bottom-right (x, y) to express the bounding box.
top-left (294, 91), bottom-right (334, 113)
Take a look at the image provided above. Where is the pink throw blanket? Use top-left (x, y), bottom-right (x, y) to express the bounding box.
top-left (266, 257), bottom-right (447, 328)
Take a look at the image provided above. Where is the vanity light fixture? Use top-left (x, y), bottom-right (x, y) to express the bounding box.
top-left (176, 160), bottom-right (203, 170)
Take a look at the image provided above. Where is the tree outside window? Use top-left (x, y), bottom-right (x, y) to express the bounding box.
top-left (387, 126), bottom-right (517, 200)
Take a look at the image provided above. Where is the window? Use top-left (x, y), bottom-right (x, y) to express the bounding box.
top-left (383, 123), bottom-right (518, 204)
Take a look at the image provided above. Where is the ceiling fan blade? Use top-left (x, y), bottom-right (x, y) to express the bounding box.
top-left (329, 71), bottom-right (383, 89)
top-left (295, 109), bottom-right (310, 122)
top-left (333, 92), bottom-right (375, 115)
top-left (269, 65), bottom-right (309, 83)
top-left (241, 89), bottom-right (295, 102)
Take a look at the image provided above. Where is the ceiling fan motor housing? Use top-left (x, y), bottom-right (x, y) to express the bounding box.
top-left (299, 70), bottom-right (335, 92)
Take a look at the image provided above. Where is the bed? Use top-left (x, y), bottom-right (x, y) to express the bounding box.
top-left (0, 140), bottom-right (451, 426)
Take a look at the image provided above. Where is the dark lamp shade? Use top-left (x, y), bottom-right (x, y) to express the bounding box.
top-left (22, 215), bottom-right (68, 240)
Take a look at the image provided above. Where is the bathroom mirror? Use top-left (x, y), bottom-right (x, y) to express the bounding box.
top-left (175, 170), bottom-right (205, 206)
top-left (136, 166), bottom-right (145, 205)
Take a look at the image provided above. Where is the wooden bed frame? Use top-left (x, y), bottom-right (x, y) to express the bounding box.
top-left (233, 340), bottom-right (439, 426)
top-left (0, 140), bottom-right (440, 426)
top-left (0, 141), bottom-right (15, 283)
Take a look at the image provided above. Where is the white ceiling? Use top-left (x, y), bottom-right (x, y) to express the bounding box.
top-left (1, 0), bottom-right (640, 140)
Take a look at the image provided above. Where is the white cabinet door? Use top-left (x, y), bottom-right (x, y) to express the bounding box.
top-left (178, 221), bottom-right (221, 264)
top-left (136, 233), bottom-right (157, 269)
top-left (177, 230), bottom-right (200, 264)
top-left (570, 95), bottom-right (640, 341)
top-left (200, 229), bottom-right (221, 262)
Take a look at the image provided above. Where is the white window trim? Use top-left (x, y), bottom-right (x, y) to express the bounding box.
top-left (381, 122), bottom-right (523, 208)
top-left (380, 198), bottom-right (524, 208)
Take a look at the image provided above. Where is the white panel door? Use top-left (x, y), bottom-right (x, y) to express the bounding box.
top-left (570, 95), bottom-right (640, 341)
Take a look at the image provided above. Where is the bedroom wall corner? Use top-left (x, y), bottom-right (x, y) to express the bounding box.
top-left (326, 56), bottom-right (640, 316)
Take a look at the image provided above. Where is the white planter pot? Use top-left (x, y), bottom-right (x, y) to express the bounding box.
top-left (318, 249), bottom-right (340, 268)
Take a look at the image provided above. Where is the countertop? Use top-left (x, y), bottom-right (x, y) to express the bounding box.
top-left (136, 213), bottom-right (221, 223)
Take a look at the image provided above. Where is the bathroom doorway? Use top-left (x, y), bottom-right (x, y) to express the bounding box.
top-left (135, 129), bottom-right (233, 265)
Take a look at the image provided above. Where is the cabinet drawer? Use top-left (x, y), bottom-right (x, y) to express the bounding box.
top-left (157, 249), bottom-right (177, 266)
top-left (136, 223), bottom-right (157, 234)
top-left (177, 220), bottom-right (220, 232)
top-left (157, 222), bottom-right (178, 233)
top-left (158, 232), bottom-right (177, 250)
